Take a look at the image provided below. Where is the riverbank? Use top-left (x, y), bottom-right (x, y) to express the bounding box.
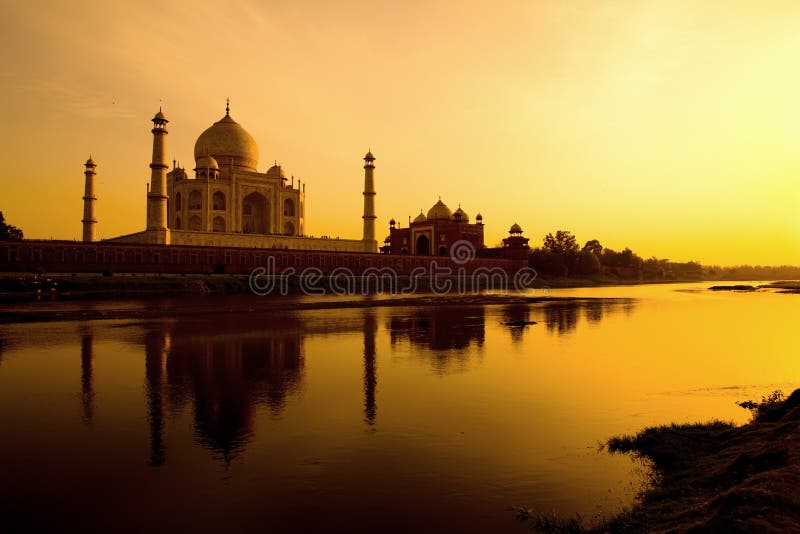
top-left (0, 292), bottom-right (627, 324)
top-left (1, 271), bottom-right (787, 302)
top-left (518, 389), bottom-right (800, 532)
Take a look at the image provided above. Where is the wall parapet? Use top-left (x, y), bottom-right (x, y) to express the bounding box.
top-left (0, 239), bottom-right (528, 277)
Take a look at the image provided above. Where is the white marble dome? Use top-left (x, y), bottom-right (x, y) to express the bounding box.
top-left (194, 111), bottom-right (258, 172)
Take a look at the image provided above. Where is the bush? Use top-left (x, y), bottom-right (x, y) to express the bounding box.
top-left (738, 390), bottom-right (785, 422)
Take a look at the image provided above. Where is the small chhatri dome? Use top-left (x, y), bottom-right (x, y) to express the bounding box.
top-left (153, 109), bottom-right (167, 123)
top-left (413, 210), bottom-right (427, 223)
top-left (266, 164), bottom-right (287, 179)
top-left (85, 156), bottom-right (96, 167)
top-left (509, 222), bottom-right (523, 234)
top-left (426, 199), bottom-right (452, 220)
top-left (194, 101), bottom-right (259, 172)
top-left (389, 218), bottom-right (396, 226)
top-left (195, 154), bottom-right (219, 170)
top-left (476, 213), bottom-right (483, 220)
top-left (452, 206), bottom-right (469, 223)
top-left (384, 235), bottom-right (391, 243)
top-left (364, 150), bottom-right (375, 161)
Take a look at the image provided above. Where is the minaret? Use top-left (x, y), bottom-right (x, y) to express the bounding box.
top-left (362, 150), bottom-right (377, 251)
top-left (82, 156), bottom-right (97, 242)
top-left (146, 109), bottom-right (170, 244)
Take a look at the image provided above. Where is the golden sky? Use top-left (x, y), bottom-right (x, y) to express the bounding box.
top-left (1, 0), bottom-right (798, 265)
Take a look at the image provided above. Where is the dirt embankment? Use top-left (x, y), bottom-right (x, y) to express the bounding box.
top-left (601, 390), bottom-right (800, 533)
top-left (515, 390), bottom-right (800, 533)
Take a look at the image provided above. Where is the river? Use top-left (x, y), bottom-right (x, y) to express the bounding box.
top-left (0, 282), bottom-right (796, 532)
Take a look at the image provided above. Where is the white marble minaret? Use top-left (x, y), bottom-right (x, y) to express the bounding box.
top-left (82, 156), bottom-right (97, 242)
top-left (146, 109), bottom-right (170, 244)
top-left (362, 150), bottom-right (377, 251)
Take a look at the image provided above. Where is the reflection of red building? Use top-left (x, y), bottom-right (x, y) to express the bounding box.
top-left (382, 199), bottom-right (529, 260)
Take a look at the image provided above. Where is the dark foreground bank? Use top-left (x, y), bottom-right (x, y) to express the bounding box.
top-left (517, 390), bottom-right (800, 533)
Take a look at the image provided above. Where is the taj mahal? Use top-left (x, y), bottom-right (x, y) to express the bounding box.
top-left (1, 102), bottom-right (531, 275)
top-left (83, 101), bottom-right (378, 253)
top-left (77, 101), bottom-right (530, 262)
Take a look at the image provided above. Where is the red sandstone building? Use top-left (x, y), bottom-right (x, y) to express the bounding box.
top-left (381, 199), bottom-right (530, 261)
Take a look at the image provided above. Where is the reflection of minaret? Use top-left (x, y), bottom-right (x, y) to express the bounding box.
top-left (145, 330), bottom-right (167, 467)
top-left (363, 311), bottom-right (377, 426)
top-left (79, 329), bottom-right (95, 424)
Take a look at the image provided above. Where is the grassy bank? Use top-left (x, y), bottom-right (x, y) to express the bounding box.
top-left (517, 390), bottom-right (800, 533)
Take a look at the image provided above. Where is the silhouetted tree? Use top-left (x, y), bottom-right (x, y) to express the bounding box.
top-left (643, 257), bottom-right (668, 279)
top-left (543, 231), bottom-right (579, 257)
top-left (0, 212), bottom-right (23, 240)
top-left (575, 248), bottom-right (602, 275)
top-left (617, 248), bottom-right (643, 269)
top-left (529, 247), bottom-right (566, 277)
top-left (582, 239), bottom-right (603, 257)
top-left (547, 231), bottom-right (579, 276)
top-left (600, 248), bottom-right (618, 267)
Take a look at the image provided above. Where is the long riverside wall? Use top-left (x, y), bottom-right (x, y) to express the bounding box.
top-left (0, 240), bottom-right (527, 277)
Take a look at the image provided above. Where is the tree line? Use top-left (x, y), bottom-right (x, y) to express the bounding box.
top-left (0, 211), bottom-right (23, 240)
top-left (528, 230), bottom-right (800, 281)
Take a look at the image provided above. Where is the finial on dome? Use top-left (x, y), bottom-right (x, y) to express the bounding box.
top-left (225, 98), bottom-right (230, 116)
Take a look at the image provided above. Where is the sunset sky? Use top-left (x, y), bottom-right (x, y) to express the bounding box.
top-left (1, 0), bottom-right (799, 265)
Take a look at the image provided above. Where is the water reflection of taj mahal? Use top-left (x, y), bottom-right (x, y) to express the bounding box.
top-left (69, 300), bottom-right (631, 466)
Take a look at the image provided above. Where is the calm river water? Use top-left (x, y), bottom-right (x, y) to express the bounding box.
top-left (0, 282), bottom-right (797, 532)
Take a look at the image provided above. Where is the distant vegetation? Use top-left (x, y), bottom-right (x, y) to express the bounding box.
top-left (0, 211), bottom-right (24, 240)
top-left (528, 230), bottom-right (800, 281)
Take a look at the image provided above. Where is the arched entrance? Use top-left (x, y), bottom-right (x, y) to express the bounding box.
top-left (188, 190), bottom-right (202, 210)
top-left (283, 198), bottom-right (295, 216)
top-left (242, 192), bottom-right (269, 234)
top-left (416, 235), bottom-right (430, 256)
top-left (212, 191), bottom-right (226, 211)
top-left (283, 221), bottom-right (295, 236)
